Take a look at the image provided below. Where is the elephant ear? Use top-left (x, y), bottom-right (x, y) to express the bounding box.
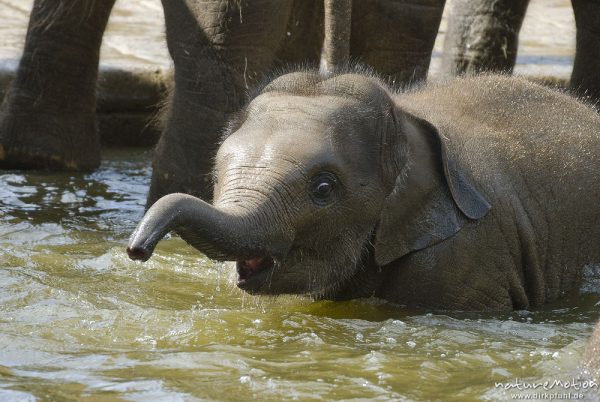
top-left (374, 112), bottom-right (491, 266)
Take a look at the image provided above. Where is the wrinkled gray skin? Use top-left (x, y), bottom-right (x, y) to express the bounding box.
top-left (441, 0), bottom-right (600, 103)
top-left (441, 0), bottom-right (529, 76)
top-left (128, 70), bottom-right (600, 311)
top-left (0, 0), bottom-right (446, 208)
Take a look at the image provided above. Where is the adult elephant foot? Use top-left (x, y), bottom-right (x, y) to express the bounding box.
top-left (0, 0), bottom-right (115, 171)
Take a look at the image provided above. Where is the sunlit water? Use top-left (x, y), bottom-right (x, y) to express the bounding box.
top-left (0, 150), bottom-right (599, 400)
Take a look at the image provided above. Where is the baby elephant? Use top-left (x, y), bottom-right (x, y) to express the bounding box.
top-left (128, 70), bottom-right (600, 311)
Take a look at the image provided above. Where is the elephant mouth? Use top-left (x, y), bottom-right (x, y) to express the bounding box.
top-left (236, 255), bottom-right (276, 289)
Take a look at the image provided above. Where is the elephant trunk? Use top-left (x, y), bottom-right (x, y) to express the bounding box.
top-left (320, 0), bottom-right (352, 74)
top-left (127, 193), bottom-right (269, 262)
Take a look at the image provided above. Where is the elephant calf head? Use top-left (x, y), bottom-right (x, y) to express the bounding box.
top-left (128, 69), bottom-right (489, 299)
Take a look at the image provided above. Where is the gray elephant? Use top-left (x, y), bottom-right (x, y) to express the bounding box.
top-left (0, 0), bottom-right (446, 207)
top-left (441, 0), bottom-right (600, 103)
top-left (127, 69), bottom-right (600, 311)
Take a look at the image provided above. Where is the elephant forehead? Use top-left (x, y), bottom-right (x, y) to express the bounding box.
top-left (245, 94), bottom-right (366, 129)
top-left (218, 125), bottom-right (339, 171)
top-left (218, 94), bottom-right (381, 173)
top-left (237, 94), bottom-right (379, 148)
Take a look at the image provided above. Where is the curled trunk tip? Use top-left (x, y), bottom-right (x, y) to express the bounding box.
top-left (127, 244), bottom-right (152, 261)
top-left (126, 192), bottom-right (193, 262)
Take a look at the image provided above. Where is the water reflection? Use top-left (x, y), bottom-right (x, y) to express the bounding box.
top-left (0, 149), bottom-right (151, 232)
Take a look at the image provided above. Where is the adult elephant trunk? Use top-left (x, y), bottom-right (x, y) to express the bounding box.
top-left (127, 193), bottom-right (284, 263)
top-left (320, 0), bottom-right (352, 74)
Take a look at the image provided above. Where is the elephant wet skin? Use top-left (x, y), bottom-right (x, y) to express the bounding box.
top-left (128, 70), bottom-right (600, 311)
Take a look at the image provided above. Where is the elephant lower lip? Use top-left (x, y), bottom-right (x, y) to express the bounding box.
top-left (236, 256), bottom-right (275, 288)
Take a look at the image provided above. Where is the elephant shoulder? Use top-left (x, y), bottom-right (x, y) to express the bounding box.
top-left (397, 74), bottom-right (600, 131)
top-left (395, 74), bottom-right (600, 175)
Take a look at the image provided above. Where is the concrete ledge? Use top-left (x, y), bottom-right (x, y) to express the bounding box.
top-left (1, 63), bottom-right (573, 148)
top-left (0, 65), bottom-right (170, 147)
top-left (98, 111), bottom-right (161, 147)
top-left (96, 67), bottom-right (170, 113)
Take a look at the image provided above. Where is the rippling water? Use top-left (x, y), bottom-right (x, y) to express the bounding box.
top-left (0, 150), bottom-right (599, 400)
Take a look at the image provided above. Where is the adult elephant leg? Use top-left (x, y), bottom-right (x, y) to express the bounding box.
top-left (571, 0), bottom-right (600, 104)
top-left (440, 0), bottom-right (530, 78)
top-left (148, 0), bottom-right (294, 207)
top-left (350, 0), bottom-right (446, 86)
top-left (0, 0), bottom-right (116, 170)
top-left (320, 0), bottom-right (352, 73)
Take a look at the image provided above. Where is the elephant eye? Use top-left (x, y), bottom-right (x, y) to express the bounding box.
top-left (309, 172), bottom-right (338, 206)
